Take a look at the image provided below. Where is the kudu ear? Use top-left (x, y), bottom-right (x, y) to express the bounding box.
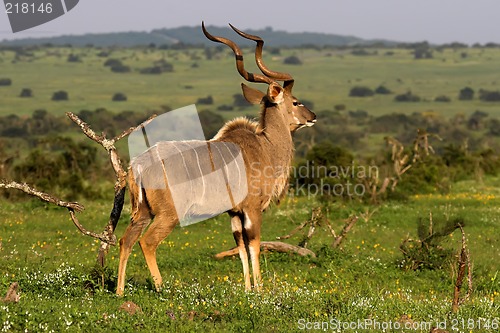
top-left (241, 83), bottom-right (265, 105)
top-left (267, 82), bottom-right (284, 104)
top-left (283, 80), bottom-right (294, 94)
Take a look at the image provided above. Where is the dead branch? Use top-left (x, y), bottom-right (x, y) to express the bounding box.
top-left (276, 219), bottom-right (310, 240)
top-left (0, 180), bottom-right (83, 212)
top-left (214, 241), bottom-right (316, 259)
top-left (66, 112), bottom-right (157, 266)
top-left (0, 179), bottom-right (120, 245)
top-left (332, 215), bottom-right (359, 248)
top-left (452, 225), bottom-right (472, 313)
top-left (2, 282), bottom-right (20, 304)
top-left (323, 216), bottom-right (338, 239)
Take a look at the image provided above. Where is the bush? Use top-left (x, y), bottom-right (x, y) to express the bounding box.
top-left (196, 95), bottom-right (214, 105)
top-left (103, 58), bottom-right (122, 67)
top-left (154, 59), bottom-right (174, 72)
top-left (217, 104), bottom-right (233, 111)
top-left (139, 66), bottom-right (163, 74)
top-left (351, 49), bottom-right (371, 56)
top-left (0, 78), bottom-right (12, 86)
top-left (96, 51), bottom-right (110, 57)
top-left (434, 95), bottom-right (451, 102)
top-left (334, 104), bottom-right (346, 111)
top-left (110, 65), bottom-right (131, 73)
top-left (458, 87), bottom-right (474, 100)
top-left (413, 44), bottom-right (433, 59)
top-left (489, 118), bottom-right (500, 136)
top-left (283, 55), bottom-right (302, 65)
top-left (112, 93), bottom-right (127, 101)
top-left (198, 110), bottom-right (225, 139)
top-left (348, 110), bottom-right (368, 118)
top-left (19, 88), bottom-right (33, 98)
top-left (52, 91), bottom-right (68, 101)
top-left (479, 89), bottom-right (500, 102)
top-left (291, 142), bottom-right (357, 199)
top-left (399, 216), bottom-right (464, 271)
top-left (233, 94), bottom-right (251, 108)
top-left (394, 91), bottom-right (421, 102)
top-left (374, 85), bottom-right (392, 94)
top-left (67, 54), bottom-right (81, 62)
top-left (349, 86), bottom-right (374, 97)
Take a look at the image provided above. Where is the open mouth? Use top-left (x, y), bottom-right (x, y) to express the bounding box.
top-left (306, 119), bottom-right (317, 127)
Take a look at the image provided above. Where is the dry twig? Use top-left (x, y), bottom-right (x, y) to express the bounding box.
top-left (452, 225), bottom-right (472, 313)
top-left (66, 112), bottom-right (157, 266)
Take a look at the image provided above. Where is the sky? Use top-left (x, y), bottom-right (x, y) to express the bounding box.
top-left (1, 0), bottom-right (499, 45)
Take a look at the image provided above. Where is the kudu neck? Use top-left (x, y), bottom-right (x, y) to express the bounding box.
top-left (260, 104), bottom-right (293, 156)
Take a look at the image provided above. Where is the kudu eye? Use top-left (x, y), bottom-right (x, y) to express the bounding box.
top-left (293, 101), bottom-right (298, 106)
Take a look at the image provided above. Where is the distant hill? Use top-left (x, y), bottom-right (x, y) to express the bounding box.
top-left (0, 25), bottom-right (397, 48)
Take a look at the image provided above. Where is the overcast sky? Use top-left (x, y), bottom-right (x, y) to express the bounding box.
top-left (1, 0), bottom-right (499, 44)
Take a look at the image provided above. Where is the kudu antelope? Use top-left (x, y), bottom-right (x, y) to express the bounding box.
top-left (116, 23), bottom-right (316, 296)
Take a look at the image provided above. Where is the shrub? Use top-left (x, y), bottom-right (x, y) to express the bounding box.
top-left (233, 93), bottom-right (251, 108)
top-left (283, 55), bottom-right (302, 65)
top-left (489, 118), bottom-right (500, 136)
top-left (154, 59), bottom-right (174, 72)
top-left (374, 85), bottom-right (392, 94)
top-left (52, 91), bottom-right (68, 101)
top-left (413, 44), bottom-right (433, 59)
top-left (217, 105), bottom-right (233, 111)
top-left (198, 110), bottom-right (225, 139)
top-left (268, 47), bottom-right (281, 55)
top-left (479, 89), bottom-right (500, 102)
top-left (434, 95), bottom-right (451, 102)
top-left (394, 91), bottom-right (421, 102)
top-left (103, 58), bottom-right (122, 67)
top-left (399, 216), bottom-right (464, 271)
top-left (348, 110), bottom-right (368, 118)
top-left (139, 66), bottom-right (163, 74)
top-left (19, 88), bottom-right (33, 98)
top-left (96, 51), bottom-right (110, 57)
top-left (334, 104), bottom-right (346, 111)
top-left (112, 93), bottom-right (127, 101)
top-left (458, 87), bottom-right (474, 100)
top-left (67, 54), bottom-right (81, 62)
top-left (110, 65), bottom-right (131, 73)
top-left (351, 49), bottom-right (371, 56)
top-left (196, 95), bottom-right (214, 105)
top-left (0, 78), bottom-right (12, 86)
top-left (349, 86), bottom-right (374, 97)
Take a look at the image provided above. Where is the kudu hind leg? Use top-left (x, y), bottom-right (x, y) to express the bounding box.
top-left (231, 214), bottom-right (251, 290)
top-left (243, 211), bottom-right (263, 290)
top-left (139, 212), bottom-right (178, 292)
top-left (117, 215), bottom-right (150, 296)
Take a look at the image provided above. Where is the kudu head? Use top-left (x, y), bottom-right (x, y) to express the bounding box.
top-left (202, 22), bottom-right (316, 133)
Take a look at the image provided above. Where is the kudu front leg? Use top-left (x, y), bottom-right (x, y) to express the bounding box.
top-left (243, 211), bottom-right (263, 291)
top-left (231, 213), bottom-right (251, 290)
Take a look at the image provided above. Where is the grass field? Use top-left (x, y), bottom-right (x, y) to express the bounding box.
top-left (1, 44), bottom-right (500, 332)
top-left (0, 177), bottom-right (499, 332)
top-left (1, 47), bottom-right (500, 118)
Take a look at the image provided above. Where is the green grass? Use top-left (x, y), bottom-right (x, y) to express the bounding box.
top-left (1, 178), bottom-right (499, 332)
top-left (1, 47), bottom-right (500, 119)
top-left (1, 45), bottom-right (499, 332)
